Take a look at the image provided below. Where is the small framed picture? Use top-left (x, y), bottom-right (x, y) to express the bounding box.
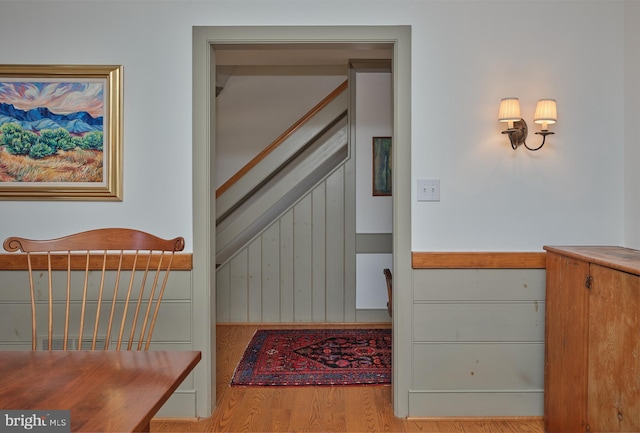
top-left (372, 136), bottom-right (392, 196)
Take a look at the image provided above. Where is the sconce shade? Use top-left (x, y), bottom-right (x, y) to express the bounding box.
top-left (534, 99), bottom-right (557, 129)
top-left (498, 98), bottom-right (522, 123)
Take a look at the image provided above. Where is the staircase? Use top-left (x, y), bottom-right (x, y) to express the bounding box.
top-left (215, 80), bottom-right (356, 323)
top-left (216, 81), bottom-right (349, 265)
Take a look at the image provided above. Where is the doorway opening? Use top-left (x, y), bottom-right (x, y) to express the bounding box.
top-left (214, 46), bottom-right (393, 323)
top-left (192, 25), bottom-right (412, 418)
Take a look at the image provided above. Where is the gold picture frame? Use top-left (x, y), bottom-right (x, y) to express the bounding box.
top-left (0, 65), bottom-right (123, 201)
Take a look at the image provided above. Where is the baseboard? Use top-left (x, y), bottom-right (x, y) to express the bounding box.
top-left (408, 390), bottom-right (544, 417)
top-left (406, 416), bottom-right (544, 421)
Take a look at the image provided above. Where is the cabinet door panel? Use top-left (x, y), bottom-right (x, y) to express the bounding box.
top-left (588, 264), bottom-right (640, 433)
top-left (544, 252), bottom-right (589, 433)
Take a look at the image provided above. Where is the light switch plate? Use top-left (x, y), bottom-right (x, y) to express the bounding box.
top-left (417, 179), bottom-right (440, 201)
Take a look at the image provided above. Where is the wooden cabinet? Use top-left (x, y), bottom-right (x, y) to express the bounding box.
top-left (544, 246), bottom-right (640, 433)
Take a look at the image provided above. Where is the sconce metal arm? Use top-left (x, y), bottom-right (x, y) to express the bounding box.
top-left (524, 131), bottom-right (554, 151)
top-left (501, 118), bottom-right (554, 151)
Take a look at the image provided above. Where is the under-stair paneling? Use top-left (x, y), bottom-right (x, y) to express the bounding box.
top-left (229, 250), bottom-right (249, 320)
top-left (325, 166), bottom-right (346, 322)
top-left (409, 267), bottom-right (546, 417)
top-left (247, 239), bottom-right (262, 322)
top-left (294, 194), bottom-right (313, 322)
top-left (216, 165), bottom-right (355, 323)
top-left (279, 210), bottom-right (295, 322)
top-left (216, 263), bottom-right (231, 322)
top-left (312, 184), bottom-right (327, 322)
top-left (262, 223), bottom-right (281, 322)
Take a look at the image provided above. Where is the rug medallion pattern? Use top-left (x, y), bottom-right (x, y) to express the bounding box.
top-left (231, 328), bottom-right (392, 386)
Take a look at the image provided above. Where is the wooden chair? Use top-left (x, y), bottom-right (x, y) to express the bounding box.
top-left (3, 228), bottom-right (185, 351)
top-left (383, 268), bottom-right (392, 317)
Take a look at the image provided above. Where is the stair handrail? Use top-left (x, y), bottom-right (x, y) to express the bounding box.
top-left (215, 80), bottom-right (348, 198)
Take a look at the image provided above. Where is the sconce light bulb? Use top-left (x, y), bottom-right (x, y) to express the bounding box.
top-left (534, 99), bottom-right (557, 130)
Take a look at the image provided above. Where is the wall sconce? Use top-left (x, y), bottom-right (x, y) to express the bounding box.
top-left (498, 98), bottom-right (557, 151)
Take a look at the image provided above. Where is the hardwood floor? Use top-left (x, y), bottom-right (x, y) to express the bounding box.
top-left (151, 323), bottom-right (544, 433)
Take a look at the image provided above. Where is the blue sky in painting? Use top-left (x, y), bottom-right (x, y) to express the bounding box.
top-left (0, 81), bottom-right (103, 118)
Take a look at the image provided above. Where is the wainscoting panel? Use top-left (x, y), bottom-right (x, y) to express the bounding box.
top-left (0, 268), bottom-right (190, 302)
top-left (413, 302), bottom-right (545, 342)
top-left (410, 267), bottom-right (546, 417)
top-left (412, 342), bottom-right (544, 389)
top-left (0, 301), bottom-right (191, 346)
top-left (413, 268), bottom-right (545, 301)
top-left (216, 165), bottom-right (356, 323)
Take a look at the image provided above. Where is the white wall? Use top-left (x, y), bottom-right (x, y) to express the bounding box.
top-left (0, 1), bottom-right (634, 253)
top-left (410, 0), bottom-right (629, 251)
top-left (0, 1), bottom-right (194, 246)
top-left (356, 253), bottom-right (392, 309)
top-left (355, 72), bottom-right (393, 233)
top-left (355, 72), bottom-right (393, 309)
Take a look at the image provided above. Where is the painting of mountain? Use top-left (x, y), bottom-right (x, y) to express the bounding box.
top-left (0, 79), bottom-right (106, 185)
top-left (0, 65), bottom-right (122, 200)
top-left (0, 101), bottom-right (103, 134)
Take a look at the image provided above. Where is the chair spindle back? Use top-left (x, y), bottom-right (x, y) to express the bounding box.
top-left (3, 228), bottom-right (185, 351)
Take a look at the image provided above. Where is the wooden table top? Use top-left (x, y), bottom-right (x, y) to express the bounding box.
top-left (0, 350), bottom-right (201, 432)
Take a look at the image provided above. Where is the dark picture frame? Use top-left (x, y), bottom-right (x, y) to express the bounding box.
top-left (372, 136), bottom-right (392, 196)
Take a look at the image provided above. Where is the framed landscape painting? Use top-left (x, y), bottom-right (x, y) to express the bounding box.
top-left (372, 136), bottom-right (392, 196)
top-left (0, 65), bottom-right (123, 200)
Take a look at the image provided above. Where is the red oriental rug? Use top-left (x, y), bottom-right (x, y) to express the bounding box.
top-left (230, 328), bottom-right (391, 386)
